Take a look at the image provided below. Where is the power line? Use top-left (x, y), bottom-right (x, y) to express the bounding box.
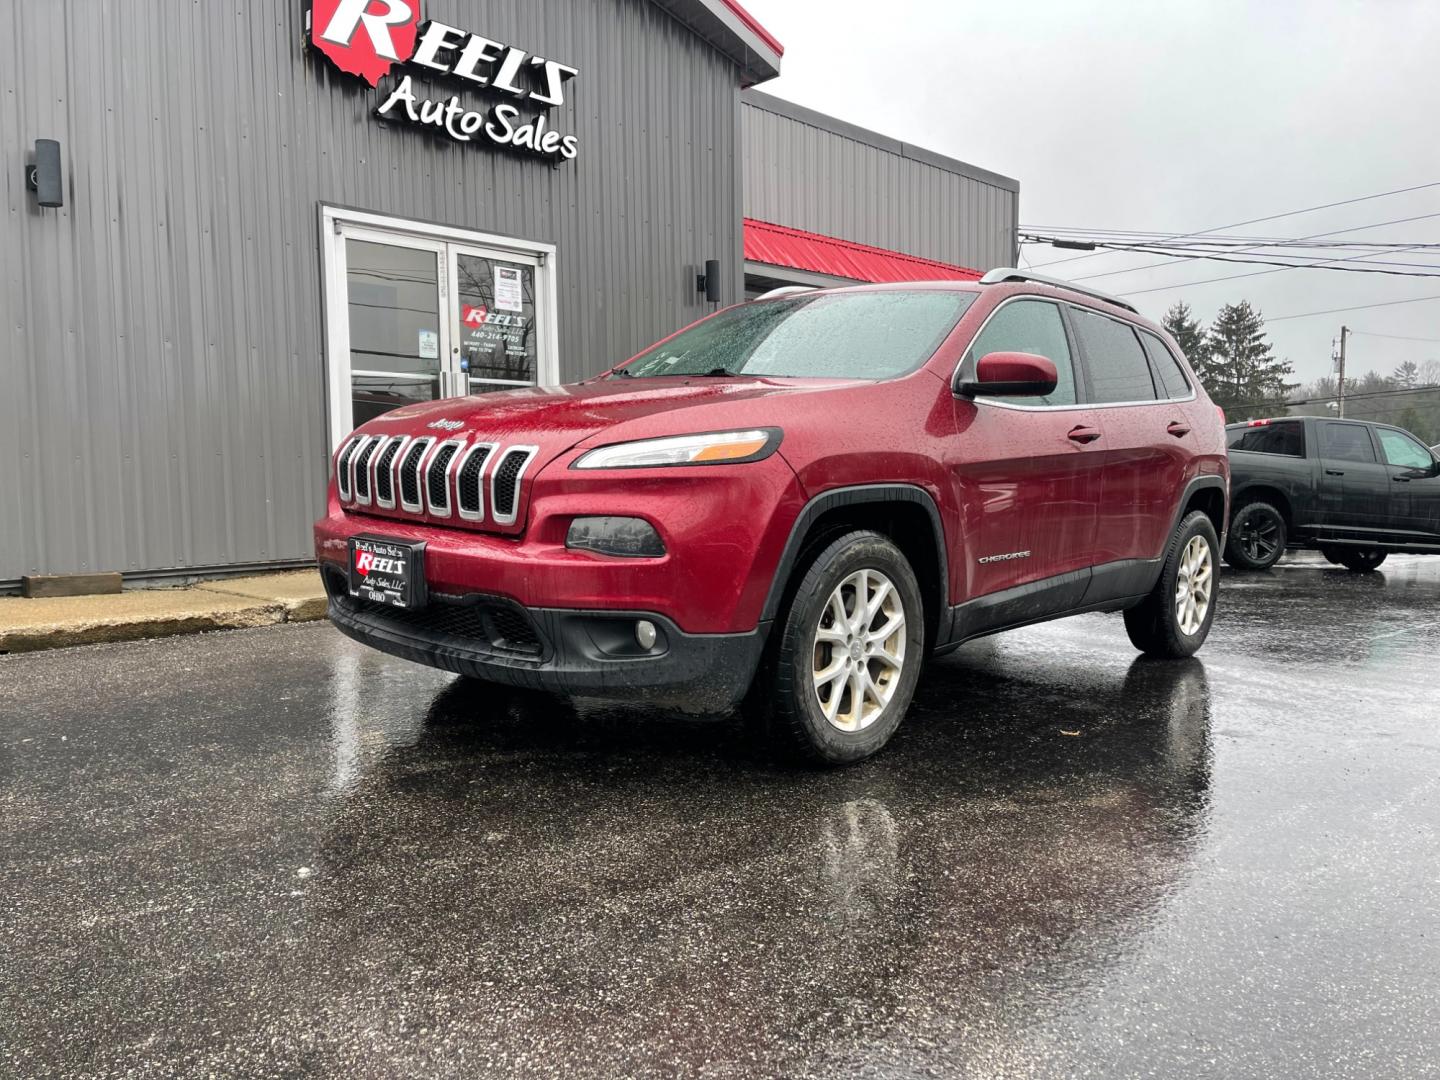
top-left (1074, 212), bottom-right (1440, 286)
top-left (1019, 180), bottom-right (1440, 271)
top-left (1018, 238), bottom-right (1440, 279)
top-left (1265, 293), bottom-right (1440, 323)
top-left (1223, 381), bottom-right (1440, 414)
top-left (1350, 330), bottom-right (1440, 344)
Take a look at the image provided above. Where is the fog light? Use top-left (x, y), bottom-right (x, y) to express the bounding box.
top-left (636, 619), bottom-right (658, 650)
top-left (565, 516), bottom-right (665, 557)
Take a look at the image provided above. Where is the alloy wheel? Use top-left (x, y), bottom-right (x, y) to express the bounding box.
top-left (1238, 509), bottom-right (1280, 562)
top-left (1174, 535), bottom-right (1213, 636)
top-left (812, 568), bottom-right (906, 732)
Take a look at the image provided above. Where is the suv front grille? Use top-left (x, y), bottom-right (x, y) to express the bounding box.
top-left (338, 435), bottom-right (535, 529)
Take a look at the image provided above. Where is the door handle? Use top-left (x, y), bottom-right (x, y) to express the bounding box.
top-left (1166, 421), bottom-right (1191, 438)
top-left (1393, 476), bottom-right (1411, 483)
top-left (1067, 425), bottom-right (1102, 444)
top-left (1324, 469), bottom-right (1345, 476)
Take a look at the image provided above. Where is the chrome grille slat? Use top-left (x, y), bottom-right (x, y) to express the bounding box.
top-left (335, 436), bottom-right (360, 502)
top-left (373, 436), bottom-right (407, 509)
top-left (490, 446), bottom-right (537, 525)
top-left (456, 442), bottom-right (497, 521)
top-left (399, 438), bottom-right (434, 512)
top-left (425, 441), bottom-right (463, 518)
top-left (352, 438), bottom-right (380, 505)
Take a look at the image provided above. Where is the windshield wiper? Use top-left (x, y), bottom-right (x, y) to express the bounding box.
top-left (699, 367), bottom-right (736, 377)
top-left (606, 366), bottom-right (632, 378)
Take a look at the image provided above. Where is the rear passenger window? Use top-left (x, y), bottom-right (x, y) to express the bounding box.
top-left (1318, 422), bottom-right (1377, 463)
top-left (1069, 308), bottom-right (1158, 403)
top-left (1227, 421), bottom-right (1304, 457)
top-left (1140, 331), bottom-right (1192, 399)
top-left (963, 299), bottom-right (1078, 407)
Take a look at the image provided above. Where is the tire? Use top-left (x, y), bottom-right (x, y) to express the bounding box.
top-left (1319, 546), bottom-right (1344, 565)
top-left (1124, 511), bottom-right (1219, 658)
top-left (771, 530), bottom-right (926, 765)
top-left (1336, 548), bottom-right (1388, 572)
top-left (1224, 500), bottom-right (1286, 570)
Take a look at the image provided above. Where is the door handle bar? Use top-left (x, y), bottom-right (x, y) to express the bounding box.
top-left (1166, 421), bottom-right (1191, 437)
top-left (1067, 425), bottom-right (1102, 444)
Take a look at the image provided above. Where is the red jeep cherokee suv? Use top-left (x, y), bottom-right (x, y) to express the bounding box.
top-left (315, 270), bottom-right (1228, 763)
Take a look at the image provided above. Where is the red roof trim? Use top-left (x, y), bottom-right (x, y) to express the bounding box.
top-left (720, 0), bottom-right (784, 56)
top-left (743, 219), bottom-right (982, 284)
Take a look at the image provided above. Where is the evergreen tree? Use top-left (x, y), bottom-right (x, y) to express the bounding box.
top-left (1393, 360), bottom-right (1420, 389)
top-left (1161, 301), bottom-right (1210, 381)
top-left (1204, 301), bottom-right (1295, 421)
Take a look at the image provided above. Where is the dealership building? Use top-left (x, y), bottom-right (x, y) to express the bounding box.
top-left (1, 0), bottom-right (1018, 589)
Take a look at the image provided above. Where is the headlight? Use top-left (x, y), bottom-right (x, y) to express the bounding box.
top-left (572, 429), bottom-right (781, 469)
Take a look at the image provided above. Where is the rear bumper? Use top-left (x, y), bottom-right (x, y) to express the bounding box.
top-left (320, 566), bottom-right (768, 713)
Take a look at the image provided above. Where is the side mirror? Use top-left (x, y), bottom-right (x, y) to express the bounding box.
top-left (956, 351), bottom-right (1058, 397)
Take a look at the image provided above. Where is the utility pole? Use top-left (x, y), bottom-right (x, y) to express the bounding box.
top-left (1337, 325), bottom-right (1349, 418)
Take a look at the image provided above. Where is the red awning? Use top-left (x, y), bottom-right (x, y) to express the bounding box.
top-left (743, 219), bottom-right (982, 284)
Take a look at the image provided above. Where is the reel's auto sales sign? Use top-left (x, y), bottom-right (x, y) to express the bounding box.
top-left (309, 0), bottom-right (580, 162)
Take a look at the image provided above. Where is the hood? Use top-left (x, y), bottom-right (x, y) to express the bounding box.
top-left (337, 376), bottom-right (857, 534)
top-left (362, 376), bottom-right (854, 446)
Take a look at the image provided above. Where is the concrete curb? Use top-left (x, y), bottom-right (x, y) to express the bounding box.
top-left (0, 571), bottom-right (328, 654)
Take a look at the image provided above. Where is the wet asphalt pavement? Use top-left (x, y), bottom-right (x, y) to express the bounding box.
top-left (3, 556), bottom-right (1439, 1079)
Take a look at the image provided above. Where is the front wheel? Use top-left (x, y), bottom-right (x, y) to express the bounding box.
top-left (1224, 500), bottom-right (1286, 570)
top-left (1124, 511), bottom-right (1219, 658)
top-left (1336, 548), bottom-right (1388, 572)
top-left (772, 530), bottom-right (926, 765)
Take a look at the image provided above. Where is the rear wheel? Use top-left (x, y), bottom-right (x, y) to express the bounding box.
top-left (1319, 545), bottom-right (1344, 565)
top-left (1124, 511), bottom-right (1219, 658)
top-left (772, 531), bottom-right (926, 765)
top-left (1336, 548), bottom-right (1388, 572)
top-left (1224, 500), bottom-right (1286, 570)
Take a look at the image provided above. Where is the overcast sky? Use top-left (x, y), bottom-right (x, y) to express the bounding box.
top-left (742, 0), bottom-right (1440, 385)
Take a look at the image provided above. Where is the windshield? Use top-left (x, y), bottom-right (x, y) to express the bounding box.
top-left (616, 290), bottom-right (977, 380)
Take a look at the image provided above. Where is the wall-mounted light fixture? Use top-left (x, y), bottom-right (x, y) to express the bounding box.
top-left (695, 258), bottom-right (721, 303)
top-left (26, 140), bottom-right (63, 208)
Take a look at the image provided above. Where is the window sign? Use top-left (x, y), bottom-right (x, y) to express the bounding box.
top-left (457, 254), bottom-right (537, 391)
top-left (307, 0), bottom-right (580, 162)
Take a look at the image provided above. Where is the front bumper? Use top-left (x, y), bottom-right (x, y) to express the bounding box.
top-left (320, 566), bottom-right (768, 713)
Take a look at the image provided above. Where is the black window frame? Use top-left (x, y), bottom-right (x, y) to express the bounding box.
top-left (1065, 303), bottom-right (1161, 406)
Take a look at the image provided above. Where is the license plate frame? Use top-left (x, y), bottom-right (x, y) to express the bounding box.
top-left (347, 535), bottom-right (428, 610)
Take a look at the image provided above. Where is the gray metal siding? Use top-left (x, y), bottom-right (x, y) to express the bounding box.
top-left (1, 0), bottom-right (743, 582)
top-left (742, 97), bottom-right (1017, 272)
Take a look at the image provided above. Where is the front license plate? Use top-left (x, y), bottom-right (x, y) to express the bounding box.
top-left (348, 535), bottom-right (427, 609)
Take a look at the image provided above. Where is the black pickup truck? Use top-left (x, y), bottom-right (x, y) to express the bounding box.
top-left (1225, 416), bottom-right (1440, 571)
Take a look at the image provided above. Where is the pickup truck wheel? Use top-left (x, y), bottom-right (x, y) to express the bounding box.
top-left (1320, 546), bottom-right (1344, 565)
top-left (1224, 500), bottom-right (1286, 570)
top-left (1336, 548), bottom-right (1388, 572)
top-left (1124, 511), bottom-right (1219, 658)
top-left (772, 530), bottom-right (925, 765)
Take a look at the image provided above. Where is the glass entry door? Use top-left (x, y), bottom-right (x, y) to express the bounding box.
top-left (345, 235), bottom-right (451, 427)
top-left (323, 209), bottom-right (557, 447)
top-left (452, 247), bottom-right (540, 394)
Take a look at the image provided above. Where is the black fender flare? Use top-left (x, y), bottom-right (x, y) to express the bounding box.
top-left (760, 483), bottom-right (949, 623)
top-left (1171, 474), bottom-right (1230, 545)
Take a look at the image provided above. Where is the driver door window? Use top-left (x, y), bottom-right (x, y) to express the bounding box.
top-left (963, 300), bottom-right (1078, 407)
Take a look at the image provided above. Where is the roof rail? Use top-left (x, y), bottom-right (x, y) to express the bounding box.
top-left (752, 285), bottom-right (818, 301)
top-left (979, 268), bottom-right (1138, 314)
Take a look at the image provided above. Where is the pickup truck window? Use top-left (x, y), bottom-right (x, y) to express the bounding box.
top-left (1376, 428), bottom-right (1434, 470)
top-left (1318, 422), bottom-right (1378, 463)
top-left (1139, 331), bottom-right (1192, 400)
top-left (1069, 308), bottom-right (1158, 404)
top-left (963, 299), bottom-right (1078, 407)
top-left (1227, 421), bottom-right (1304, 457)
